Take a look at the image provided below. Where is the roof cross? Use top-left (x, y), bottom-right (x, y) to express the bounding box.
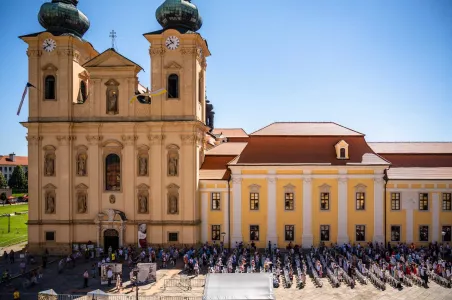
top-left (109, 30), bottom-right (117, 50)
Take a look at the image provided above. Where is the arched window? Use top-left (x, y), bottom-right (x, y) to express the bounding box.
top-left (340, 148), bottom-right (346, 158)
top-left (80, 81), bottom-right (87, 102)
top-left (105, 154), bottom-right (121, 191)
top-left (45, 75), bottom-right (56, 100)
top-left (167, 74), bottom-right (179, 99)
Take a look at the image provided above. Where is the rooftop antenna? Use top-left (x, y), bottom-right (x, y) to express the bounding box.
top-left (109, 30), bottom-right (117, 50)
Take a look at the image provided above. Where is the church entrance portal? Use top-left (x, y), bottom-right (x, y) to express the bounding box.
top-left (104, 229), bottom-right (119, 252)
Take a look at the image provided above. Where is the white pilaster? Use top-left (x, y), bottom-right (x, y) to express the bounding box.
top-left (373, 177), bottom-right (385, 244)
top-left (267, 175), bottom-right (277, 245)
top-left (302, 176), bottom-right (313, 248)
top-left (231, 176), bottom-right (243, 245)
top-left (337, 176), bottom-right (349, 245)
top-left (223, 191), bottom-right (229, 245)
top-left (201, 193), bottom-right (208, 242)
top-left (432, 192), bottom-right (440, 242)
top-left (402, 191), bottom-right (416, 244)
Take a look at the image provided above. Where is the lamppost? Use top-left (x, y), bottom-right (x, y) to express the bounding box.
top-left (442, 231), bottom-right (446, 242)
top-left (132, 267), bottom-right (139, 300)
top-left (221, 232), bottom-right (226, 250)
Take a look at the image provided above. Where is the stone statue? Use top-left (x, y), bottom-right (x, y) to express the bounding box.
top-left (138, 194), bottom-right (148, 213)
top-left (168, 194), bottom-right (178, 214)
top-left (46, 193), bottom-right (55, 214)
top-left (139, 157), bottom-right (147, 176)
top-left (168, 154), bottom-right (178, 176)
top-left (107, 90), bottom-right (118, 114)
top-left (77, 192), bottom-right (87, 213)
top-left (77, 153), bottom-right (87, 176)
top-left (44, 154), bottom-right (55, 176)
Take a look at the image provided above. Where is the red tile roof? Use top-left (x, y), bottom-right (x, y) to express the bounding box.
top-left (369, 142), bottom-right (452, 154)
top-left (251, 122), bottom-right (364, 136)
top-left (236, 136), bottom-right (387, 165)
top-left (211, 128), bottom-right (248, 138)
top-left (206, 143), bottom-right (247, 156)
top-left (0, 155), bottom-right (28, 166)
top-left (199, 170), bottom-right (228, 180)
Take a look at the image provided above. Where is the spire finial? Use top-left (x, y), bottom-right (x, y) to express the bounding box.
top-left (109, 30), bottom-right (117, 50)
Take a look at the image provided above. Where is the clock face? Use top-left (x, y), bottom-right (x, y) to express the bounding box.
top-left (165, 36), bottom-right (180, 50)
top-left (42, 38), bottom-right (57, 52)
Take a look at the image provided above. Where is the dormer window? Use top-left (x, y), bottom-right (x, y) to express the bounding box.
top-left (335, 140), bottom-right (349, 159)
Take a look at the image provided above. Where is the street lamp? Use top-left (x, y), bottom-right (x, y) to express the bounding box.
top-left (442, 231), bottom-right (446, 242)
top-left (132, 267), bottom-right (139, 300)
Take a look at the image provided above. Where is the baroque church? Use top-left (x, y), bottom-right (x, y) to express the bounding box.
top-left (21, 0), bottom-right (452, 255)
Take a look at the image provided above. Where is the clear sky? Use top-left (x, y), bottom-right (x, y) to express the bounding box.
top-left (1, 0), bottom-right (451, 156)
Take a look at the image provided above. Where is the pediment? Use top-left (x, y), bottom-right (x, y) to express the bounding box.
top-left (83, 49), bottom-right (143, 72)
top-left (75, 183), bottom-right (88, 190)
top-left (248, 184), bottom-right (261, 192)
top-left (335, 140), bottom-right (349, 148)
top-left (167, 183), bottom-right (180, 190)
top-left (43, 183), bottom-right (57, 190)
top-left (355, 183), bottom-right (367, 192)
top-left (319, 183), bottom-right (331, 192)
top-left (137, 183), bottom-right (150, 190)
top-left (164, 61), bottom-right (183, 69)
top-left (42, 63), bottom-right (58, 71)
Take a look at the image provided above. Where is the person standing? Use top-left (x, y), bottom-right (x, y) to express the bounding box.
top-left (83, 270), bottom-right (89, 288)
top-left (13, 288), bottom-right (20, 300)
top-left (107, 268), bottom-right (113, 287)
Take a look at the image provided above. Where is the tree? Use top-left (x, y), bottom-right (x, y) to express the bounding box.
top-left (0, 173), bottom-right (7, 189)
top-left (0, 192), bottom-right (6, 205)
top-left (8, 166), bottom-right (27, 190)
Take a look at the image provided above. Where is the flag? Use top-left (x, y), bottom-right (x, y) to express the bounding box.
top-left (17, 82), bottom-right (36, 116)
top-left (129, 88), bottom-right (167, 104)
top-left (149, 88), bottom-right (167, 97)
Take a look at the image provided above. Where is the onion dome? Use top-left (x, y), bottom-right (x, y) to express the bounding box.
top-left (156, 0), bottom-right (203, 32)
top-left (38, 0), bottom-right (90, 38)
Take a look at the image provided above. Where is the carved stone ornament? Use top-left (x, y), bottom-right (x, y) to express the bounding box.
top-left (148, 134), bottom-right (166, 144)
top-left (43, 185), bottom-right (57, 214)
top-left (121, 135), bottom-right (138, 145)
top-left (86, 135), bottom-right (103, 145)
top-left (232, 177), bottom-right (242, 184)
top-left (167, 184), bottom-right (180, 215)
top-left (181, 47), bottom-right (197, 55)
top-left (43, 147), bottom-right (56, 177)
top-left (106, 80), bottom-right (119, 115)
top-left (26, 135), bottom-right (43, 146)
top-left (374, 177), bottom-right (384, 184)
top-left (167, 144), bottom-right (179, 177)
top-left (338, 176), bottom-right (348, 184)
top-left (138, 156), bottom-right (148, 176)
top-left (284, 183), bottom-right (296, 193)
top-left (248, 184), bottom-right (261, 193)
top-left (303, 177), bottom-right (312, 184)
top-left (109, 194), bottom-right (116, 204)
top-left (57, 135), bottom-right (76, 146)
top-left (149, 47), bottom-right (166, 56)
top-left (138, 192), bottom-right (148, 214)
top-left (26, 49), bottom-right (42, 57)
top-left (76, 190), bottom-right (88, 214)
top-left (76, 150), bottom-right (88, 176)
top-left (267, 176), bottom-right (276, 184)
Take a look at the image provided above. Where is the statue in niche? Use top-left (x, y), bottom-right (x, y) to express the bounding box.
top-left (139, 157), bottom-right (147, 176)
top-left (138, 194), bottom-right (148, 213)
top-left (44, 154), bottom-right (55, 176)
top-left (107, 89), bottom-right (118, 114)
top-left (77, 153), bottom-right (87, 176)
top-left (168, 153), bottom-right (178, 176)
top-left (77, 192), bottom-right (87, 213)
top-left (46, 193), bottom-right (55, 214)
top-left (168, 193), bottom-right (178, 214)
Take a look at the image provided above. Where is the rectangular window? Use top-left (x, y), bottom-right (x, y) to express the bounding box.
top-left (419, 193), bottom-right (429, 211)
top-left (356, 225), bottom-right (365, 242)
top-left (285, 225), bottom-right (294, 241)
top-left (391, 225), bottom-right (401, 241)
top-left (356, 192), bottom-right (365, 210)
top-left (419, 226), bottom-right (429, 242)
top-left (211, 225), bottom-right (221, 241)
top-left (442, 193), bottom-right (451, 211)
top-left (250, 193), bottom-right (259, 210)
top-left (250, 225), bottom-right (259, 241)
top-left (320, 192), bottom-right (330, 210)
top-left (285, 192), bottom-right (294, 210)
top-left (391, 193), bottom-right (401, 210)
top-left (168, 232), bottom-right (178, 242)
top-left (211, 192), bottom-right (221, 210)
top-left (45, 231), bottom-right (55, 241)
top-left (442, 226), bottom-right (451, 242)
top-left (320, 225), bottom-right (330, 241)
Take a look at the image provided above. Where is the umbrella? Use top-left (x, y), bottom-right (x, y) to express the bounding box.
top-left (38, 289), bottom-right (57, 300)
top-left (87, 289), bottom-right (108, 296)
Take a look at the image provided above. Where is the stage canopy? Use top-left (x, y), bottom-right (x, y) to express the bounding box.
top-left (203, 273), bottom-right (275, 300)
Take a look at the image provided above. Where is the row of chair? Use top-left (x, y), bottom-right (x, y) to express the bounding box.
top-left (306, 254), bottom-right (323, 288)
top-left (319, 254), bottom-right (340, 288)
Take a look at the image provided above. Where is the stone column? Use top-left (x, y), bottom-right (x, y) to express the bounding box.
top-left (373, 176), bottom-right (385, 244)
top-left (121, 135), bottom-right (137, 217)
top-left (201, 193), bottom-right (208, 242)
top-left (302, 176), bottom-right (313, 248)
top-left (337, 176), bottom-right (349, 244)
top-left (432, 192), bottom-right (440, 242)
top-left (267, 175), bottom-right (278, 245)
top-left (231, 176), bottom-right (243, 245)
top-left (402, 191), bottom-right (416, 244)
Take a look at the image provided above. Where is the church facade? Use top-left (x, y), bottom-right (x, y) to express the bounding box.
top-left (20, 0), bottom-right (451, 254)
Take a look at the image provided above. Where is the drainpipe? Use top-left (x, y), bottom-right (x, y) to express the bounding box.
top-left (383, 168), bottom-right (389, 245)
top-left (227, 177), bottom-right (231, 250)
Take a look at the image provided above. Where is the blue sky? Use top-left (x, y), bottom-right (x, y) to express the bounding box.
top-left (0, 0), bottom-right (451, 156)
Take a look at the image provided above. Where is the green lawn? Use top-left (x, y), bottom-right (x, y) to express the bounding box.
top-left (0, 204), bottom-right (28, 248)
top-left (12, 193), bottom-right (27, 198)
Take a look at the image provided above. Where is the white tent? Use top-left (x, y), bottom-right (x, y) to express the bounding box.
top-left (203, 273), bottom-right (275, 300)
